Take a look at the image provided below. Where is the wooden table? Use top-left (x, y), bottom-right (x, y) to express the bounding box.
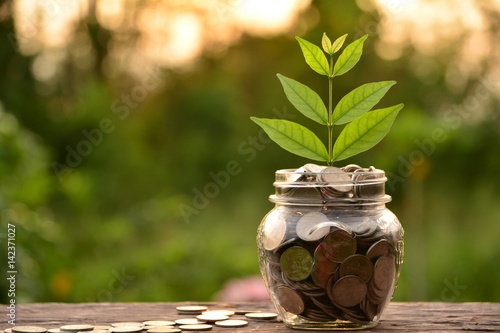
top-left (1, 302), bottom-right (499, 332)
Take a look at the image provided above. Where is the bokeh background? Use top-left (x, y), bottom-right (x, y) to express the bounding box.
top-left (1, 0), bottom-right (500, 304)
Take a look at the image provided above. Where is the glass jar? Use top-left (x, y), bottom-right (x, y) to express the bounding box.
top-left (257, 165), bottom-right (404, 330)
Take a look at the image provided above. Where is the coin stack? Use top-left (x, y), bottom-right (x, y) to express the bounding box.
top-left (260, 164), bottom-right (402, 326)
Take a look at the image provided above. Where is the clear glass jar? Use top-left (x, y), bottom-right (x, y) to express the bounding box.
top-left (257, 165), bottom-right (404, 330)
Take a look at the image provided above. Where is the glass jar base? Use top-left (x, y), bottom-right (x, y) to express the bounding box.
top-left (286, 320), bottom-right (378, 331)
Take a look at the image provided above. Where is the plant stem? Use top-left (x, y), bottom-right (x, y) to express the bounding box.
top-left (327, 56), bottom-right (334, 166)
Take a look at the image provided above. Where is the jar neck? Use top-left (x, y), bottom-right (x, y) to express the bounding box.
top-left (270, 166), bottom-right (391, 208)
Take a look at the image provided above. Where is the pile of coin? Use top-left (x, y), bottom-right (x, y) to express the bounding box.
top-left (4, 306), bottom-right (280, 333)
top-left (261, 164), bottom-right (401, 325)
top-left (278, 164), bottom-right (385, 200)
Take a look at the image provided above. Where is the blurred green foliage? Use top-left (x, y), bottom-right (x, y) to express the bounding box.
top-left (1, 0), bottom-right (500, 304)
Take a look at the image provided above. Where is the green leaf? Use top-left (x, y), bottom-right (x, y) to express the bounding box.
top-left (333, 35), bottom-right (368, 76)
top-left (333, 81), bottom-right (396, 125)
top-left (296, 36), bottom-right (329, 76)
top-left (250, 117), bottom-right (328, 161)
top-left (277, 74), bottom-right (328, 125)
top-left (331, 33), bottom-right (348, 53)
top-left (332, 104), bottom-right (404, 161)
top-left (322, 33), bottom-right (332, 54)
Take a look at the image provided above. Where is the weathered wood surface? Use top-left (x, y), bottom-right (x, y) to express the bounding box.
top-left (1, 302), bottom-right (499, 332)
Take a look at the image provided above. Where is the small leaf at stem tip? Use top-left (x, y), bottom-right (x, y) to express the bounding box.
top-left (332, 103), bottom-right (404, 161)
top-left (333, 81), bottom-right (397, 125)
top-left (296, 36), bottom-right (329, 76)
top-left (322, 33), bottom-right (333, 55)
top-left (333, 34), bottom-right (368, 77)
top-left (250, 117), bottom-right (328, 161)
top-left (277, 74), bottom-right (328, 125)
top-left (331, 33), bottom-right (348, 54)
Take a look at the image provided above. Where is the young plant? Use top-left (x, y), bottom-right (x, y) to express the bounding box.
top-left (251, 33), bottom-right (403, 166)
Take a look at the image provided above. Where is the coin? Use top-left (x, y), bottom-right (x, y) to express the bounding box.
top-left (60, 326), bottom-right (94, 332)
top-left (12, 327), bottom-right (47, 333)
top-left (366, 239), bottom-right (393, 260)
top-left (320, 167), bottom-right (354, 196)
top-left (310, 264), bottom-right (331, 289)
top-left (196, 314), bottom-right (229, 322)
top-left (4, 329), bottom-right (12, 333)
top-left (303, 163), bottom-right (327, 173)
top-left (146, 329), bottom-right (180, 333)
top-left (280, 246), bottom-right (313, 281)
top-left (372, 256), bottom-right (395, 291)
top-left (176, 305), bottom-right (208, 313)
top-left (296, 212), bottom-right (330, 241)
top-left (342, 164), bottom-right (362, 172)
top-left (323, 229), bottom-right (357, 263)
top-left (143, 321), bottom-right (175, 327)
top-left (109, 327), bottom-right (142, 333)
top-left (276, 286), bottom-right (305, 315)
top-left (201, 310), bottom-right (234, 317)
top-left (92, 327), bottom-right (112, 331)
top-left (174, 319), bottom-right (203, 325)
top-left (339, 254), bottom-right (374, 283)
top-left (111, 323), bottom-right (143, 328)
top-left (262, 210), bottom-right (287, 251)
top-left (47, 329), bottom-right (61, 333)
top-left (177, 325), bottom-right (212, 331)
top-left (331, 275), bottom-right (367, 308)
top-left (244, 312), bottom-right (278, 320)
top-left (214, 320), bottom-right (248, 327)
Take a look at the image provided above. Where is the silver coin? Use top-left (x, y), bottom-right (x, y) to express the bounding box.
top-left (201, 310), bottom-right (234, 317)
top-left (244, 312), bottom-right (278, 320)
top-left (60, 326), bottom-right (93, 332)
top-left (109, 327), bottom-right (142, 333)
top-left (320, 167), bottom-right (354, 194)
top-left (146, 329), bottom-right (179, 333)
top-left (47, 329), bottom-right (61, 333)
top-left (214, 320), bottom-right (248, 327)
top-left (296, 211), bottom-right (330, 241)
top-left (262, 210), bottom-right (287, 251)
top-left (142, 321), bottom-right (175, 327)
top-left (175, 305), bottom-right (207, 313)
top-left (111, 323), bottom-right (142, 328)
top-left (12, 327), bottom-right (47, 333)
top-left (303, 163), bottom-right (327, 173)
top-left (196, 314), bottom-right (229, 322)
top-left (177, 325), bottom-right (212, 331)
top-left (174, 319), bottom-right (202, 325)
top-left (92, 327), bottom-right (112, 331)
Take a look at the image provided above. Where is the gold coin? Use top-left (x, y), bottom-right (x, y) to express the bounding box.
top-left (331, 275), bottom-right (367, 308)
top-left (12, 327), bottom-right (47, 333)
top-left (244, 312), bottom-right (278, 320)
top-left (60, 326), bottom-right (93, 332)
top-left (214, 320), bottom-right (248, 327)
top-left (280, 246), bottom-right (313, 281)
top-left (177, 324), bottom-right (212, 331)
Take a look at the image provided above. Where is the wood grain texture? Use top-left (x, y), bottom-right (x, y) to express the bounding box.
top-left (1, 302), bottom-right (499, 332)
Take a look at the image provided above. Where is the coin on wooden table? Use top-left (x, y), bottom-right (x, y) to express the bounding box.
top-left (89, 331), bottom-right (110, 333)
top-left (276, 286), bottom-right (305, 315)
top-left (47, 329), bottom-right (61, 333)
top-left (177, 324), bottom-right (212, 331)
top-left (109, 327), bottom-right (143, 333)
top-left (143, 321), bottom-right (175, 327)
top-left (12, 327), bottom-right (47, 333)
top-left (174, 319), bottom-right (202, 325)
top-left (146, 328), bottom-right (179, 333)
top-left (280, 246), bottom-right (313, 281)
top-left (92, 327), bottom-right (112, 331)
top-left (196, 314), bottom-right (229, 323)
top-left (60, 326), bottom-right (94, 332)
top-left (330, 275), bottom-right (367, 308)
top-left (176, 305), bottom-right (208, 314)
top-left (111, 323), bottom-right (143, 328)
top-left (4, 329), bottom-right (12, 333)
top-left (244, 312), bottom-right (278, 320)
top-left (201, 310), bottom-right (234, 317)
top-left (339, 254), bottom-right (374, 283)
top-left (262, 210), bottom-right (287, 251)
top-left (296, 212), bottom-right (330, 241)
top-left (214, 320), bottom-right (248, 328)
top-left (233, 309), bottom-right (261, 315)
top-left (323, 229), bottom-right (357, 263)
